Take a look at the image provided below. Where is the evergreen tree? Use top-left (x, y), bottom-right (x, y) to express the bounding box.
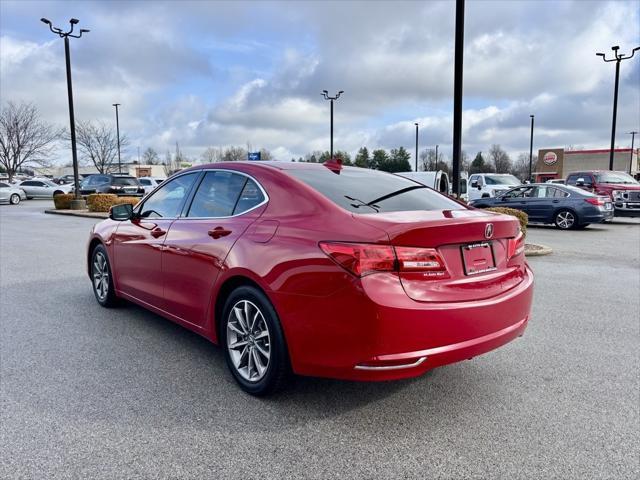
top-left (354, 147), bottom-right (370, 168)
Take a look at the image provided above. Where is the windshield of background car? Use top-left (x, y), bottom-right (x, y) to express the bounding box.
top-left (112, 177), bottom-right (139, 186)
top-left (594, 172), bottom-right (638, 184)
top-left (484, 175), bottom-right (520, 185)
top-left (287, 167), bottom-right (464, 213)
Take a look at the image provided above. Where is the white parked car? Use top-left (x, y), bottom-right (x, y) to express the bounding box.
top-left (18, 179), bottom-right (72, 199)
top-left (396, 171), bottom-right (450, 194)
top-left (137, 176), bottom-right (166, 194)
top-left (467, 173), bottom-right (521, 201)
top-left (0, 181), bottom-right (27, 205)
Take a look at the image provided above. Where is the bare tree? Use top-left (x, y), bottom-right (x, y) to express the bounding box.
top-left (488, 144), bottom-right (512, 173)
top-left (259, 148), bottom-right (274, 161)
top-left (222, 146), bottom-right (247, 161)
top-left (142, 147), bottom-right (159, 165)
top-left (71, 120), bottom-right (129, 174)
top-left (512, 153), bottom-right (538, 181)
top-left (0, 102), bottom-right (60, 181)
top-left (201, 146), bottom-right (223, 163)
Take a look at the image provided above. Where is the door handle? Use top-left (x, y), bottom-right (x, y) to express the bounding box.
top-left (150, 227), bottom-right (166, 238)
top-left (208, 227), bottom-right (232, 239)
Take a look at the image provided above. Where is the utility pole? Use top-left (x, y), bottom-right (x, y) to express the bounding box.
top-left (414, 123), bottom-right (419, 171)
top-left (113, 103), bottom-right (122, 173)
top-left (596, 46), bottom-right (639, 170)
top-left (628, 131), bottom-right (638, 174)
top-left (41, 17), bottom-right (89, 209)
top-left (321, 90), bottom-right (344, 159)
top-left (528, 115), bottom-right (535, 181)
top-left (451, 0), bottom-right (465, 196)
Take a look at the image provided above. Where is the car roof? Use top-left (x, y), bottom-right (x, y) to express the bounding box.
top-left (192, 161), bottom-right (373, 172)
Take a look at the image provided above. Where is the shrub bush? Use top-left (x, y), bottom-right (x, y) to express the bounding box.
top-left (113, 197), bottom-right (140, 207)
top-left (484, 207), bottom-right (528, 237)
top-left (53, 193), bottom-right (74, 210)
top-left (87, 194), bottom-right (118, 212)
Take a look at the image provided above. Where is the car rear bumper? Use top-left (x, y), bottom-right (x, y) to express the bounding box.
top-left (272, 265), bottom-right (533, 381)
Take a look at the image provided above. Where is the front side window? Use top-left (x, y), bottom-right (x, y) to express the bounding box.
top-left (139, 179), bottom-right (151, 186)
top-left (504, 186), bottom-right (533, 198)
top-left (287, 167), bottom-right (463, 213)
top-left (139, 172), bottom-right (198, 218)
top-left (187, 171), bottom-right (259, 218)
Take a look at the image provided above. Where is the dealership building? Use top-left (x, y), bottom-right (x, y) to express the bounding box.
top-left (533, 148), bottom-right (639, 183)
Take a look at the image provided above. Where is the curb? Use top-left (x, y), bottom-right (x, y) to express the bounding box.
top-left (525, 243), bottom-right (553, 257)
top-left (44, 209), bottom-right (108, 219)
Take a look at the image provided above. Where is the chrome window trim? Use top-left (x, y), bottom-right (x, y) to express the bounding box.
top-left (180, 168), bottom-right (270, 220)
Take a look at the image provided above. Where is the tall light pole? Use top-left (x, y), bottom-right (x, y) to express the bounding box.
top-left (528, 115), bottom-right (535, 181)
top-left (41, 17), bottom-right (89, 209)
top-left (112, 103), bottom-right (122, 173)
top-left (321, 90), bottom-right (344, 159)
top-left (414, 123), bottom-right (419, 171)
top-left (451, 0), bottom-right (465, 196)
top-left (435, 144), bottom-right (439, 169)
top-left (596, 45), bottom-right (639, 170)
top-left (628, 131), bottom-right (638, 174)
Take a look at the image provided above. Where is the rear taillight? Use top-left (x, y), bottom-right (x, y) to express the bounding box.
top-left (584, 197), bottom-right (605, 206)
top-left (319, 242), bottom-right (447, 277)
top-left (507, 232), bottom-right (525, 260)
top-left (395, 246), bottom-right (446, 273)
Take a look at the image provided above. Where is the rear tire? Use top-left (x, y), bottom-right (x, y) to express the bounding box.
top-left (9, 194), bottom-right (20, 205)
top-left (221, 286), bottom-right (290, 396)
top-left (554, 209), bottom-right (577, 230)
top-left (91, 244), bottom-right (118, 307)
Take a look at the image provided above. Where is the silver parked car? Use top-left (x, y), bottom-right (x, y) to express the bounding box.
top-left (18, 179), bottom-right (72, 199)
top-left (0, 181), bottom-right (27, 205)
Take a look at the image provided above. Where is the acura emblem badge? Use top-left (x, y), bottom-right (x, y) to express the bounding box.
top-left (485, 223), bottom-right (494, 239)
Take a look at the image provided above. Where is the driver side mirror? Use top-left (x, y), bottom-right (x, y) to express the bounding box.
top-left (576, 178), bottom-right (585, 187)
top-left (470, 180), bottom-right (479, 188)
top-left (109, 203), bottom-right (134, 221)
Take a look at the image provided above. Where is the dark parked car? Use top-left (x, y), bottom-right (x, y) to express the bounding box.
top-left (470, 183), bottom-right (613, 229)
top-left (79, 174), bottom-right (145, 197)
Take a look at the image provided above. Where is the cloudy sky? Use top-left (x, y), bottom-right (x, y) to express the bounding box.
top-left (1, 0), bottom-right (639, 165)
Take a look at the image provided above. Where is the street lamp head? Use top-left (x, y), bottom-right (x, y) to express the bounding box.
top-left (530, 114), bottom-right (534, 118)
top-left (322, 90), bottom-right (328, 94)
top-left (70, 18), bottom-right (79, 25)
top-left (415, 122), bottom-right (419, 126)
top-left (612, 45), bottom-right (620, 51)
top-left (40, 17), bottom-right (51, 25)
top-left (79, 29), bottom-right (90, 33)
top-left (338, 90), bottom-right (344, 94)
top-left (596, 52), bottom-right (605, 57)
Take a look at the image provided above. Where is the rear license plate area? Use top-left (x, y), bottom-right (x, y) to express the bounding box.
top-left (605, 202), bottom-right (612, 210)
top-left (461, 242), bottom-right (497, 276)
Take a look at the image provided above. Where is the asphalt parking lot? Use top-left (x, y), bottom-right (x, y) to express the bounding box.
top-left (1, 200), bottom-right (639, 479)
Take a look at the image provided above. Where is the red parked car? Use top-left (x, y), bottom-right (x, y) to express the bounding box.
top-left (566, 170), bottom-right (640, 217)
top-left (88, 161), bottom-right (533, 395)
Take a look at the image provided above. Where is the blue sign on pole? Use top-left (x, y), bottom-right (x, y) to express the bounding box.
top-left (248, 152), bottom-right (261, 161)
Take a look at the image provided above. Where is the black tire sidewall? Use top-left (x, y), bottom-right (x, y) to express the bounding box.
top-left (91, 244), bottom-right (117, 307)
top-left (221, 286), bottom-right (288, 396)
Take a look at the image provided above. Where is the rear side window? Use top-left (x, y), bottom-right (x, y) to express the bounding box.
top-left (0, 182), bottom-right (8, 188)
top-left (139, 179), bottom-right (151, 185)
top-left (187, 171), bottom-right (251, 218)
top-left (287, 168), bottom-right (463, 213)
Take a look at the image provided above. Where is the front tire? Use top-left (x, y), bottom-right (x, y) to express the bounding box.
top-left (9, 194), bottom-right (20, 205)
top-left (221, 286), bottom-right (290, 396)
top-left (91, 244), bottom-right (118, 307)
top-left (554, 209), bottom-right (577, 230)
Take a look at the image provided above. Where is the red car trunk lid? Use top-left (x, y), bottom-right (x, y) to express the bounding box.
top-left (354, 209), bottom-right (526, 302)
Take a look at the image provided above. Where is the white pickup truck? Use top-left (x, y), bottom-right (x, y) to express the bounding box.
top-left (467, 173), bottom-right (521, 201)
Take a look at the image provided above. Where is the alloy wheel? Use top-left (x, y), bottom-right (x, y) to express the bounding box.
top-left (92, 252), bottom-right (110, 301)
top-left (226, 300), bottom-right (271, 382)
top-left (556, 211), bottom-right (575, 229)
top-left (10, 194), bottom-right (20, 205)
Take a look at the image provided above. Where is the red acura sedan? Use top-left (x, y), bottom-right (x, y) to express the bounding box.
top-left (88, 161), bottom-right (533, 395)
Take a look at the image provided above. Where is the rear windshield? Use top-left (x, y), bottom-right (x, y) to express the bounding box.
top-left (287, 167), bottom-right (464, 213)
top-left (112, 177), bottom-right (139, 186)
